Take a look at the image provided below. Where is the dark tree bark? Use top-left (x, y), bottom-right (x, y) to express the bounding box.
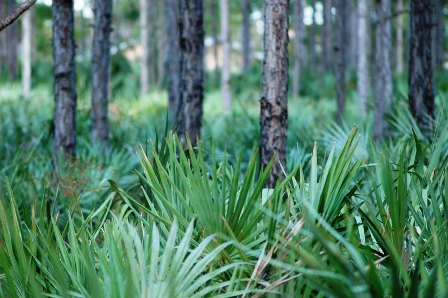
top-left (260, 0), bottom-right (289, 188)
top-left (52, 0), bottom-right (77, 159)
top-left (322, 0), bottom-right (332, 71)
top-left (334, 0), bottom-right (348, 124)
top-left (293, 0), bottom-right (305, 98)
top-left (409, 0), bottom-right (435, 136)
top-left (374, 0), bottom-right (392, 139)
top-left (242, 0), bottom-right (251, 74)
top-left (91, 0), bottom-right (112, 146)
top-left (166, 0), bottom-right (182, 128)
top-left (0, 0), bottom-right (36, 32)
top-left (178, 0), bottom-right (204, 146)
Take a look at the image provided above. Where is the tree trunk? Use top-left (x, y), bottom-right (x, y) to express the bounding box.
top-left (293, 0), bottom-right (305, 97)
top-left (335, 0), bottom-right (347, 124)
top-left (396, 0), bottom-right (404, 73)
top-left (140, 0), bottom-right (150, 95)
top-left (357, 0), bottom-right (370, 115)
top-left (91, 0), bottom-right (112, 146)
top-left (178, 0), bottom-right (204, 146)
top-left (149, 0), bottom-right (157, 85)
top-left (22, 7), bottom-right (32, 100)
top-left (157, 0), bottom-right (166, 87)
top-left (241, 0), bottom-right (251, 74)
top-left (347, 0), bottom-right (358, 70)
top-left (5, 0), bottom-right (19, 81)
top-left (52, 0), bottom-right (77, 159)
top-left (374, 0), bottom-right (392, 139)
top-left (409, 0), bottom-right (435, 137)
top-left (322, 0), bottom-right (332, 72)
top-left (220, 0), bottom-right (232, 111)
top-left (210, 0), bottom-right (219, 83)
top-left (260, 0), bottom-right (289, 188)
top-left (166, 0), bottom-right (182, 128)
top-left (309, 0), bottom-right (318, 70)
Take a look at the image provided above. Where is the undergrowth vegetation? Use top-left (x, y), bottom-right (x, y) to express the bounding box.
top-left (1, 74), bottom-right (448, 297)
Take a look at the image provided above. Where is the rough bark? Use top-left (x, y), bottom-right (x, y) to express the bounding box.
top-left (260, 0), bottom-right (289, 188)
top-left (335, 0), bottom-right (347, 124)
top-left (178, 0), bottom-right (204, 146)
top-left (409, 0), bottom-right (435, 137)
top-left (140, 0), bottom-right (150, 95)
top-left (166, 0), bottom-right (182, 128)
top-left (91, 0), bottom-right (112, 146)
top-left (322, 0), bottom-right (332, 71)
top-left (396, 0), bottom-right (404, 73)
top-left (220, 0), bottom-right (232, 111)
top-left (242, 0), bottom-right (251, 74)
top-left (357, 0), bottom-right (370, 115)
top-left (293, 0), bottom-right (305, 97)
top-left (374, 0), bottom-right (393, 139)
top-left (22, 8), bottom-right (32, 100)
top-left (52, 0), bottom-right (77, 159)
top-left (0, 0), bottom-right (36, 32)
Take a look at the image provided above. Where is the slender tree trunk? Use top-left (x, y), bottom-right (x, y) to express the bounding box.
top-left (310, 0), bottom-right (318, 70)
top-left (241, 0), bottom-right (251, 74)
top-left (5, 0), bottom-right (19, 81)
top-left (157, 0), bottom-right (166, 86)
top-left (293, 0), bottom-right (305, 98)
top-left (210, 0), bottom-right (219, 83)
top-left (347, 0), bottom-right (358, 70)
top-left (335, 0), bottom-right (347, 124)
top-left (409, 0), bottom-right (435, 137)
top-left (91, 0), bottom-right (112, 146)
top-left (52, 0), bottom-right (77, 159)
top-left (140, 0), bottom-right (150, 95)
top-left (396, 0), bottom-right (404, 73)
top-left (22, 8), bottom-right (32, 100)
top-left (322, 0), bottom-right (332, 72)
top-left (149, 0), bottom-right (157, 85)
top-left (260, 0), bottom-right (289, 188)
top-left (166, 0), bottom-right (182, 128)
top-left (374, 0), bottom-right (392, 139)
top-left (220, 0), bottom-right (232, 111)
top-left (178, 0), bottom-right (204, 145)
top-left (357, 0), bottom-right (370, 115)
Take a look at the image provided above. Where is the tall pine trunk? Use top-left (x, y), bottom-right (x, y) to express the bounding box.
top-left (374, 0), bottom-right (392, 139)
top-left (52, 0), bottom-right (77, 159)
top-left (210, 0), bottom-right (219, 83)
top-left (357, 0), bottom-right (370, 115)
top-left (140, 0), bottom-right (150, 95)
top-left (166, 0), bottom-right (182, 128)
top-left (293, 0), bottom-right (305, 98)
top-left (22, 8), bottom-right (32, 100)
top-left (178, 0), bottom-right (204, 145)
top-left (409, 0), bottom-right (435, 137)
top-left (335, 0), bottom-right (347, 124)
top-left (91, 0), bottom-right (112, 146)
top-left (322, 0), bottom-right (332, 72)
top-left (220, 0), bottom-right (232, 111)
top-left (241, 0), bottom-right (251, 74)
top-left (309, 0), bottom-right (318, 70)
top-left (260, 0), bottom-right (289, 188)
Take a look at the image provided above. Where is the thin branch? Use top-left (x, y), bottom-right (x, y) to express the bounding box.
top-left (0, 0), bottom-right (37, 32)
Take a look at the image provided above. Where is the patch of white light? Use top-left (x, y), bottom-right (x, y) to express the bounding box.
top-left (37, 0), bottom-right (93, 18)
